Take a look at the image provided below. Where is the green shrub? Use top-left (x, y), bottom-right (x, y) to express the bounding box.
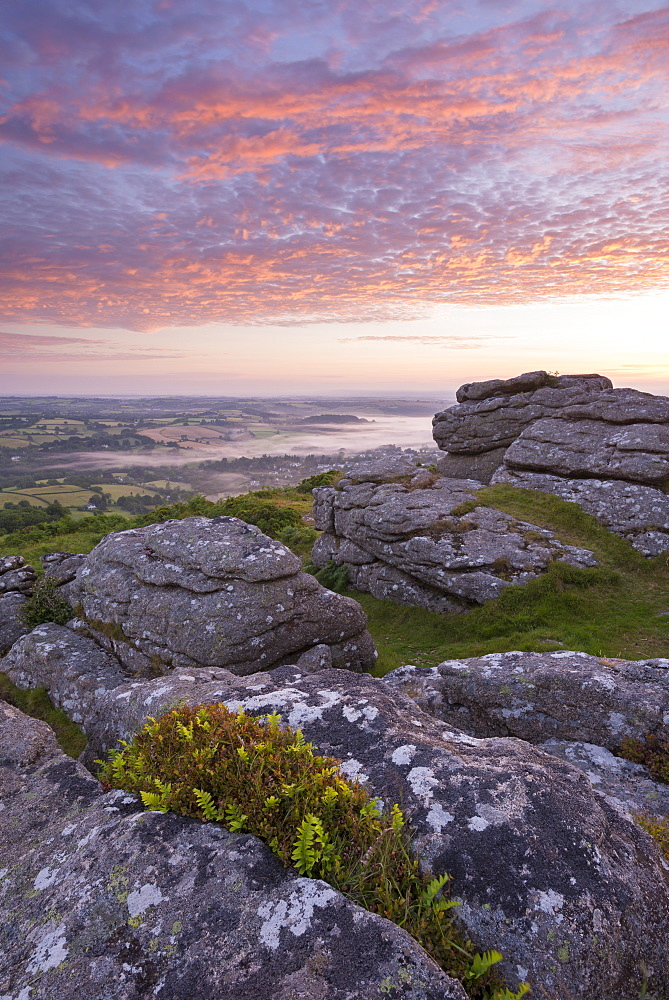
top-left (635, 813), bottom-right (669, 861)
top-left (296, 470), bottom-right (342, 493)
top-left (307, 560), bottom-right (349, 592)
top-left (20, 576), bottom-right (73, 629)
top-left (619, 732), bottom-right (669, 784)
top-left (276, 524), bottom-right (319, 556)
top-left (138, 494), bottom-right (302, 539)
top-left (98, 704), bottom-right (528, 1000)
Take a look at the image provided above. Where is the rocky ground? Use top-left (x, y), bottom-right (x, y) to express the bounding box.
top-left (1, 371), bottom-right (669, 1000)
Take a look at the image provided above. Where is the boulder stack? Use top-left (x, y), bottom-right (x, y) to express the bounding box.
top-left (432, 371), bottom-right (669, 554)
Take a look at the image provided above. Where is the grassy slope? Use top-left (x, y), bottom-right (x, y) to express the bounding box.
top-left (354, 484), bottom-right (669, 675)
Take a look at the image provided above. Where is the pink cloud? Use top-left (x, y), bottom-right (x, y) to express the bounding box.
top-left (0, 0), bottom-right (666, 330)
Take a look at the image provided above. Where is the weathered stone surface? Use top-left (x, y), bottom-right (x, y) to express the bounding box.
top-left (0, 554), bottom-right (37, 595)
top-left (2, 623), bottom-right (128, 725)
top-left (539, 740), bottom-right (669, 823)
top-left (433, 372), bottom-right (669, 490)
top-left (67, 516), bottom-right (376, 676)
top-left (312, 462), bottom-right (597, 612)
top-left (383, 651), bottom-right (669, 752)
top-left (435, 447), bottom-right (507, 485)
top-left (77, 665), bottom-right (669, 999)
top-left (0, 591), bottom-right (29, 655)
top-left (491, 467), bottom-right (669, 555)
top-left (432, 372), bottom-right (615, 455)
top-left (41, 550), bottom-right (87, 585)
top-left (0, 700), bottom-right (465, 1000)
top-left (505, 414), bottom-right (669, 487)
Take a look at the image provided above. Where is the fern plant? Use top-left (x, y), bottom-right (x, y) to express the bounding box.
top-left (98, 703), bottom-right (528, 1000)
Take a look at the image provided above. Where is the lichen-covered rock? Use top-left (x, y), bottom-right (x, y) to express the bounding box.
top-left (491, 467), bottom-right (669, 555)
top-left (432, 372), bottom-right (615, 455)
top-left (433, 372), bottom-right (669, 489)
top-left (312, 461), bottom-right (597, 612)
top-left (2, 623), bottom-right (127, 725)
top-left (0, 700), bottom-right (466, 1000)
top-left (505, 414), bottom-right (669, 487)
top-left (538, 740), bottom-right (669, 823)
top-left (41, 550), bottom-right (87, 586)
top-left (0, 554), bottom-right (37, 595)
top-left (66, 516), bottom-right (376, 676)
top-left (77, 665), bottom-right (669, 999)
top-left (0, 591), bottom-right (29, 655)
top-left (383, 652), bottom-right (669, 752)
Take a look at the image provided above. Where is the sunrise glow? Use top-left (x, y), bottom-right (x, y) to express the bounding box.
top-left (1, 0), bottom-right (668, 393)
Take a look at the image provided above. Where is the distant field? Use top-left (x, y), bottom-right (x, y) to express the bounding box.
top-left (0, 487), bottom-right (92, 508)
top-left (0, 436), bottom-right (30, 448)
top-left (92, 484), bottom-right (160, 500)
top-left (145, 479), bottom-right (192, 490)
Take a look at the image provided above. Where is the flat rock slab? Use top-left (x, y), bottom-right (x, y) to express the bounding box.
top-left (384, 651), bottom-right (669, 752)
top-left (0, 699), bottom-right (466, 1000)
top-left (492, 468), bottom-right (669, 555)
top-left (79, 665), bottom-right (669, 999)
top-left (66, 516), bottom-right (376, 676)
top-left (432, 373), bottom-right (616, 455)
top-left (505, 415), bottom-right (669, 487)
top-left (539, 740), bottom-right (669, 822)
top-left (312, 462), bottom-right (596, 612)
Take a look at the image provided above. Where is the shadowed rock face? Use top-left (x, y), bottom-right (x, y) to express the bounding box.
top-left (52, 664), bottom-right (669, 1000)
top-left (0, 591), bottom-right (29, 655)
top-left (0, 699), bottom-right (466, 1000)
top-left (311, 459), bottom-right (597, 612)
top-left (63, 515), bottom-right (376, 677)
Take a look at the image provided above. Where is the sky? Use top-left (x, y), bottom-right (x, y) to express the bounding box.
top-left (1, 0), bottom-right (668, 396)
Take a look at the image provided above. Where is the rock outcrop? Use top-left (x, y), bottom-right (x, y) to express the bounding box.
top-left (3, 623), bottom-right (127, 725)
top-left (432, 371), bottom-right (669, 554)
top-left (30, 658), bottom-right (669, 1000)
top-left (311, 458), bottom-right (597, 613)
top-left (0, 553), bottom-right (37, 595)
top-left (61, 516), bottom-right (376, 676)
top-left (0, 699), bottom-right (466, 1000)
top-left (0, 591), bottom-right (29, 655)
top-left (383, 651), bottom-right (669, 752)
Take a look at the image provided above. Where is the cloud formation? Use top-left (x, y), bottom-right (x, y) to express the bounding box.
top-left (0, 0), bottom-right (667, 331)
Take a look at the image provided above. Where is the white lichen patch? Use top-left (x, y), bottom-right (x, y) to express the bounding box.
top-left (343, 703), bottom-right (379, 724)
top-left (426, 803), bottom-right (455, 832)
top-left (256, 880), bottom-right (337, 950)
top-left (467, 816), bottom-right (490, 832)
top-left (33, 867), bottom-right (59, 890)
top-left (406, 766), bottom-right (438, 800)
top-left (535, 889), bottom-right (564, 921)
top-left (391, 744), bottom-right (417, 766)
top-left (339, 758), bottom-right (369, 784)
top-left (127, 883), bottom-right (166, 918)
top-left (26, 925), bottom-right (69, 975)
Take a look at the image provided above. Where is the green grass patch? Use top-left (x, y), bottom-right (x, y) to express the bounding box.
top-left (347, 485), bottom-right (669, 674)
top-left (0, 673), bottom-right (87, 758)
